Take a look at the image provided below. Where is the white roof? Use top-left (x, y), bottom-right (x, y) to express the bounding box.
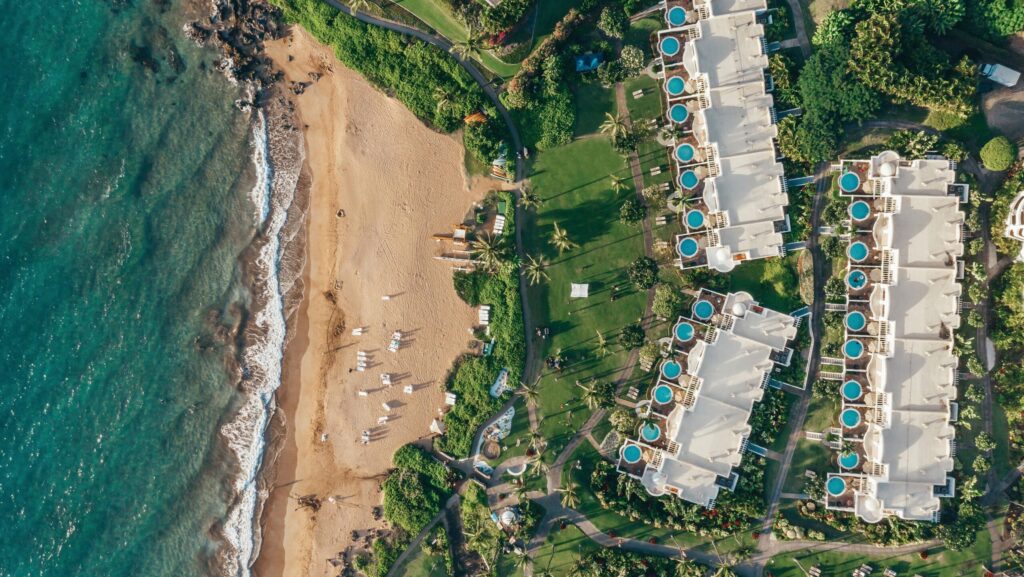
top-left (641, 292), bottom-right (795, 506)
top-left (692, 13), bottom-right (768, 87)
top-left (888, 267), bottom-right (961, 341)
top-left (708, 0), bottom-right (768, 16)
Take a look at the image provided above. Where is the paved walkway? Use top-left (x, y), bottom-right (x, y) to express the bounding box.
top-left (782, 0), bottom-right (812, 57)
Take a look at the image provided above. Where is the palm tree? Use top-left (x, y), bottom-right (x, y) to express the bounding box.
top-left (471, 233), bottom-right (506, 272)
top-left (609, 174), bottom-right (628, 193)
top-left (433, 86), bottom-right (453, 114)
top-left (348, 0), bottom-right (371, 15)
top-left (577, 380), bottom-right (602, 410)
top-left (531, 457), bottom-right (550, 480)
top-left (595, 330), bottom-right (609, 357)
top-left (528, 430), bottom-right (547, 454)
top-left (559, 479), bottom-right (580, 509)
top-left (451, 28), bottom-right (486, 60)
top-left (518, 185), bottom-right (543, 210)
top-left (522, 254), bottom-right (550, 285)
top-left (600, 112), bottom-right (629, 142)
top-left (549, 222), bottom-right (577, 254)
top-left (519, 379), bottom-right (540, 408)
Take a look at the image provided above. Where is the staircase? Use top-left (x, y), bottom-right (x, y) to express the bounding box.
top-left (824, 302), bottom-right (848, 312)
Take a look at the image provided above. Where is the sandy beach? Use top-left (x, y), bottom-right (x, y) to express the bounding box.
top-left (255, 27), bottom-right (489, 577)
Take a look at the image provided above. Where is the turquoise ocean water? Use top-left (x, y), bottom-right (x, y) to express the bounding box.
top-left (0, 1), bottom-right (297, 575)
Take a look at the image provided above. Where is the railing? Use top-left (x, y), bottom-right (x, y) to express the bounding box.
top-left (650, 450), bottom-right (664, 468)
top-left (760, 372), bottom-right (771, 389)
top-left (820, 371), bottom-right (844, 381)
top-left (824, 302), bottom-right (848, 312)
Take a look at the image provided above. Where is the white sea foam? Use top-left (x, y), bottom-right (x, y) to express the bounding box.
top-left (219, 107), bottom-right (305, 577)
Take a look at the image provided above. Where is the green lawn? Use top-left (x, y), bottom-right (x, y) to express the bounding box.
top-left (625, 17), bottom-right (661, 58)
top-left (727, 253), bottom-right (808, 314)
top-left (571, 80), bottom-right (617, 137)
top-left (783, 439), bottom-right (831, 493)
top-left (524, 137), bottom-right (647, 461)
top-left (765, 525), bottom-right (993, 577)
top-left (531, 525), bottom-right (601, 576)
top-left (623, 74), bottom-right (662, 124)
top-left (805, 395), bottom-right (839, 433)
top-left (389, 0), bottom-right (520, 77)
top-left (392, 542), bottom-right (448, 577)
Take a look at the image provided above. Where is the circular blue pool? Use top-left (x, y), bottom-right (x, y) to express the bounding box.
top-left (845, 311), bottom-right (866, 331)
top-left (849, 200), bottom-right (871, 221)
top-left (827, 476), bottom-right (847, 496)
top-left (847, 270), bottom-right (867, 290)
top-left (840, 172), bottom-right (861, 193)
top-left (660, 36), bottom-right (681, 57)
top-left (841, 408), bottom-right (862, 428)
top-left (666, 6), bottom-right (687, 26)
top-left (661, 360), bottom-right (682, 379)
top-left (678, 237), bottom-right (699, 257)
top-left (641, 423), bottom-right (662, 442)
top-left (675, 143), bottom-right (695, 162)
top-left (679, 170), bottom-right (700, 190)
top-left (842, 380), bottom-right (862, 401)
top-left (844, 339), bottom-right (864, 359)
top-left (840, 452), bottom-right (860, 469)
top-left (675, 321), bottom-right (695, 342)
top-left (848, 241), bottom-right (869, 262)
top-left (623, 444), bottom-right (642, 463)
top-left (668, 104), bottom-right (689, 123)
top-left (666, 76), bottom-right (686, 96)
top-left (654, 384), bottom-right (674, 404)
top-left (693, 299), bottom-right (714, 320)
top-left (686, 210), bottom-right (705, 229)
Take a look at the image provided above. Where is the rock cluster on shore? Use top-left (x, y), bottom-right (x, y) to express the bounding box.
top-left (187, 0), bottom-right (286, 102)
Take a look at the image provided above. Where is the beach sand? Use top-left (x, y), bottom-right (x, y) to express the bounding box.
top-left (255, 27), bottom-right (489, 577)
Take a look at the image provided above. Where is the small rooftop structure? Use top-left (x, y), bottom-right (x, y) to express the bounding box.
top-left (617, 289), bottom-right (797, 507)
top-left (657, 0), bottom-right (789, 272)
top-left (828, 152), bottom-right (963, 523)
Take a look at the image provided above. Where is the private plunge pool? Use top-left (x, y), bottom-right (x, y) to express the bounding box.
top-left (841, 408), bottom-right (862, 428)
top-left (693, 299), bottom-right (714, 321)
top-left (679, 170), bottom-right (700, 190)
top-left (660, 36), bottom-right (681, 57)
top-left (668, 103), bottom-right (689, 124)
top-left (675, 143), bottom-right (696, 163)
top-left (839, 171), bottom-right (861, 193)
top-left (653, 384), bottom-right (674, 404)
top-left (685, 209), bottom-right (705, 229)
top-left (844, 339), bottom-right (865, 359)
top-left (848, 241), bottom-right (869, 262)
top-left (661, 359), bottom-right (683, 379)
top-left (827, 476), bottom-right (847, 496)
top-left (641, 422), bottom-right (662, 442)
top-left (622, 443), bottom-right (643, 464)
top-left (849, 200), bottom-right (871, 221)
top-left (678, 237), bottom-right (700, 258)
top-left (665, 76), bottom-right (686, 96)
top-left (846, 269), bottom-right (868, 290)
top-left (840, 452), bottom-right (860, 469)
top-left (674, 321), bottom-right (695, 342)
top-left (845, 311), bottom-right (866, 331)
top-left (842, 380), bottom-right (863, 401)
top-left (666, 6), bottom-right (687, 27)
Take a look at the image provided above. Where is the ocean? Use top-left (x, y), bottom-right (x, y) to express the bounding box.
top-left (0, 1), bottom-right (302, 576)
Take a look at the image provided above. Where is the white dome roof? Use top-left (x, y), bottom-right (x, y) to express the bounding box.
top-left (731, 302), bottom-right (747, 316)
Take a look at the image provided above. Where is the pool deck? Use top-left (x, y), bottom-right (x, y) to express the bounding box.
top-left (616, 289), bottom-right (797, 507)
top-left (830, 153), bottom-right (965, 524)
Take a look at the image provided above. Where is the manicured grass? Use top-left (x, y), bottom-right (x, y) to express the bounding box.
top-left (571, 80), bottom-right (617, 137)
top-left (393, 542), bottom-right (448, 577)
top-left (625, 17), bottom-right (661, 58)
top-left (804, 395), bottom-right (839, 433)
top-left (766, 526), bottom-right (993, 577)
top-left (531, 525), bottom-right (601, 576)
top-left (727, 253), bottom-right (808, 313)
top-left (993, 402), bottom-right (1013, 477)
top-left (390, 0), bottom-right (520, 77)
top-left (783, 439), bottom-right (831, 493)
top-left (623, 74), bottom-right (662, 124)
top-left (532, 0), bottom-right (584, 49)
top-left (524, 137), bottom-right (647, 461)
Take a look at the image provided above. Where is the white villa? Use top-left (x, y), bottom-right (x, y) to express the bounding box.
top-left (825, 151), bottom-right (966, 523)
top-left (1003, 189), bottom-right (1024, 259)
top-left (655, 0), bottom-right (789, 273)
top-left (617, 289), bottom-right (797, 507)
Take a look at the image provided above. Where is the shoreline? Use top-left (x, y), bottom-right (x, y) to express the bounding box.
top-left (250, 26), bottom-right (492, 577)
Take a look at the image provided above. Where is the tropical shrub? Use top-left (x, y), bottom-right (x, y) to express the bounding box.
top-left (981, 136), bottom-right (1017, 171)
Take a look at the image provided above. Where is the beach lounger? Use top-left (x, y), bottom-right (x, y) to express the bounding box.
top-left (380, 373), bottom-right (392, 386)
top-left (351, 327), bottom-right (363, 336)
top-left (356, 366), bottom-right (366, 372)
top-left (403, 385), bottom-right (413, 395)
top-left (382, 402), bottom-right (394, 411)
top-left (377, 416), bottom-right (389, 425)
top-left (632, 89), bottom-right (643, 99)
top-left (492, 214), bottom-right (506, 235)
top-left (358, 390), bottom-right (369, 397)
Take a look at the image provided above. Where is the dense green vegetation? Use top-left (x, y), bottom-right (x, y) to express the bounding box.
top-left (383, 445), bottom-right (454, 534)
top-left (981, 136), bottom-right (1018, 171)
top-left (272, 0), bottom-right (509, 164)
top-left (439, 266), bottom-right (526, 457)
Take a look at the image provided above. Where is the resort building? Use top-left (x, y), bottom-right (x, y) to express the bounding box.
top-left (825, 151), bottom-right (966, 523)
top-left (617, 290), bottom-right (797, 508)
top-left (655, 0), bottom-right (789, 273)
top-left (1003, 189), bottom-right (1024, 259)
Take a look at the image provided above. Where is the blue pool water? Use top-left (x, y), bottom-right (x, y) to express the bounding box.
top-left (642, 423), bottom-right (662, 442)
top-left (840, 452), bottom-right (860, 469)
top-left (849, 241), bottom-right (869, 262)
top-left (841, 408), bottom-right (862, 428)
top-left (679, 237), bottom-right (699, 257)
top-left (654, 385), bottom-right (674, 404)
top-left (850, 200), bottom-right (871, 221)
top-left (840, 172), bottom-right (861, 193)
top-left (694, 299), bottom-right (714, 320)
top-left (623, 444), bottom-right (643, 463)
top-left (660, 36), bottom-right (681, 56)
top-left (669, 104), bottom-right (689, 123)
top-left (686, 210), bottom-right (705, 229)
top-left (842, 380), bottom-right (863, 401)
top-left (662, 360), bottom-right (682, 379)
top-left (847, 270), bottom-right (867, 289)
top-left (844, 339), bottom-right (864, 359)
top-left (827, 477), bottom-right (847, 496)
top-left (675, 143), bottom-right (695, 162)
top-left (680, 170), bottom-right (700, 189)
top-left (667, 6), bottom-right (687, 26)
top-left (675, 321), bottom-right (695, 341)
top-left (666, 76), bottom-right (686, 95)
top-left (845, 311), bottom-right (866, 331)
